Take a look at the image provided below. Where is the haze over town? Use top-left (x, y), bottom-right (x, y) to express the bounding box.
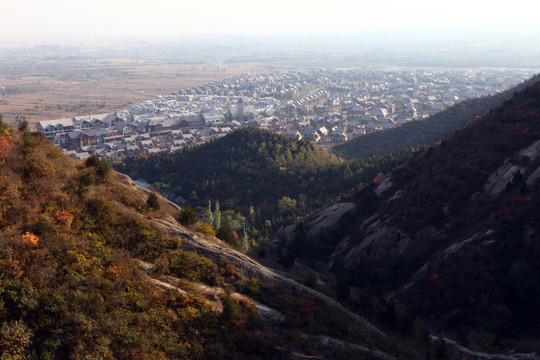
top-left (1, 0), bottom-right (539, 46)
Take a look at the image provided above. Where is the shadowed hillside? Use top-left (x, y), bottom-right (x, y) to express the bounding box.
top-left (277, 77), bottom-right (540, 353)
top-left (334, 75), bottom-right (539, 159)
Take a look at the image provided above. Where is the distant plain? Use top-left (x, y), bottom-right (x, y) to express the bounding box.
top-left (0, 62), bottom-right (241, 125)
top-left (1, 33), bottom-right (539, 126)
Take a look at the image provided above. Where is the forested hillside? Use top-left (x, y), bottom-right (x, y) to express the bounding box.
top-left (281, 78), bottom-right (540, 353)
top-left (7, 74), bottom-right (540, 359)
top-left (334, 74), bottom-right (539, 159)
top-left (0, 117), bottom-right (423, 359)
top-left (0, 120), bottom-right (271, 359)
top-left (116, 128), bottom-right (420, 240)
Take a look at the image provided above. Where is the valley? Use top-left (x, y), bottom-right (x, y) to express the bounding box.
top-left (2, 0), bottom-right (540, 357)
top-left (117, 75), bottom-right (540, 357)
top-left (1, 39), bottom-right (540, 360)
top-left (1, 72), bottom-right (540, 359)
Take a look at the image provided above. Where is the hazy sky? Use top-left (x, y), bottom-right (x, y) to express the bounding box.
top-left (1, 0), bottom-right (539, 46)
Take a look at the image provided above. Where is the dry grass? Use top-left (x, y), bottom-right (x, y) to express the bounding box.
top-left (0, 64), bottom-right (241, 125)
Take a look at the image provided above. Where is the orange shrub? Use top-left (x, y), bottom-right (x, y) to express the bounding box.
top-left (21, 232), bottom-right (39, 247)
top-left (55, 209), bottom-right (74, 228)
top-left (0, 135), bottom-right (11, 160)
top-left (219, 260), bottom-right (236, 278)
top-left (107, 265), bottom-right (122, 278)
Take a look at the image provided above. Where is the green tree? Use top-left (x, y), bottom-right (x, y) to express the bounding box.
top-left (146, 192), bottom-right (160, 211)
top-left (520, 182), bottom-right (529, 195)
top-left (204, 200), bottom-right (214, 225)
top-left (225, 109), bottom-right (233, 122)
top-left (86, 153), bottom-right (111, 180)
top-left (222, 289), bottom-right (240, 324)
top-left (277, 196), bottom-right (297, 217)
top-left (216, 222), bottom-right (239, 247)
top-left (177, 205), bottom-right (199, 226)
top-left (95, 158), bottom-right (111, 179)
top-left (17, 116), bottom-right (28, 132)
top-left (213, 200), bottom-right (221, 229)
top-left (0, 113), bottom-right (7, 135)
top-left (249, 206), bottom-right (256, 224)
top-left (435, 337), bottom-right (449, 359)
top-left (241, 220), bottom-right (250, 250)
top-left (21, 129), bottom-right (35, 155)
top-left (381, 300), bottom-right (398, 329)
top-left (512, 170), bottom-right (523, 187)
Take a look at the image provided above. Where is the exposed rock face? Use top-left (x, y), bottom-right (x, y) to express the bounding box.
top-left (342, 216), bottom-right (410, 268)
top-left (374, 178), bottom-right (393, 196)
top-left (519, 139), bottom-right (540, 160)
top-left (307, 202), bottom-right (357, 237)
top-left (111, 175), bottom-right (403, 356)
top-left (526, 166), bottom-right (540, 187)
top-left (395, 230), bottom-right (496, 298)
top-left (484, 139), bottom-right (540, 196)
top-left (483, 160), bottom-right (525, 196)
top-left (136, 198), bottom-right (393, 346)
top-left (275, 202), bottom-right (357, 247)
top-left (429, 336), bottom-right (539, 360)
top-left (320, 129), bottom-right (540, 275)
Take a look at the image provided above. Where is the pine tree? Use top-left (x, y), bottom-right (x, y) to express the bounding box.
top-left (204, 200), bottom-right (214, 225)
top-left (177, 205), bottom-right (199, 226)
top-left (291, 217), bottom-right (309, 256)
top-left (222, 289), bottom-right (240, 324)
top-left (213, 200), bottom-right (221, 229)
top-left (146, 192), bottom-right (160, 211)
top-left (242, 219), bottom-right (249, 250)
top-left (216, 222), bottom-right (238, 247)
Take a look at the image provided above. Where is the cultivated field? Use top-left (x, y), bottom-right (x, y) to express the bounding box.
top-left (0, 63), bottom-right (241, 125)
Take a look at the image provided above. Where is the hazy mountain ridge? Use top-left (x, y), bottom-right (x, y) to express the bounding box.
top-left (283, 77), bottom-right (540, 352)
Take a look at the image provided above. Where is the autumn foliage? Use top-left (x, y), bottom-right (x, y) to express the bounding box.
top-left (55, 209), bottom-right (74, 228)
top-left (0, 122), bottom-right (290, 359)
top-left (0, 135), bottom-right (11, 160)
top-left (20, 232), bottom-right (39, 247)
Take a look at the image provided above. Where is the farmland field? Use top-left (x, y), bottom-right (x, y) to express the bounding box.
top-left (0, 61), bottom-right (241, 125)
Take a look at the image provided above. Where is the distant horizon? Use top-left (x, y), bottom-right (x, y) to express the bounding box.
top-left (2, 27), bottom-right (539, 49)
top-left (1, 0), bottom-right (539, 48)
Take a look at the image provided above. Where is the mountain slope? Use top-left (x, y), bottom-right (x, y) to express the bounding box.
top-left (333, 74), bottom-right (539, 159)
top-left (116, 127), bottom-right (418, 236)
top-left (0, 120), bottom-right (420, 359)
top-left (278, 77), bottom-right (540, 352)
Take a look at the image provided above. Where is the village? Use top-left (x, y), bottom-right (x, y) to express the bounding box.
top-left (34, 68), bottom-right (535, 160)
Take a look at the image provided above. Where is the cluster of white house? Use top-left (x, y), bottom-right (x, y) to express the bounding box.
top-left (34, 68), bottom-right (536, 159)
